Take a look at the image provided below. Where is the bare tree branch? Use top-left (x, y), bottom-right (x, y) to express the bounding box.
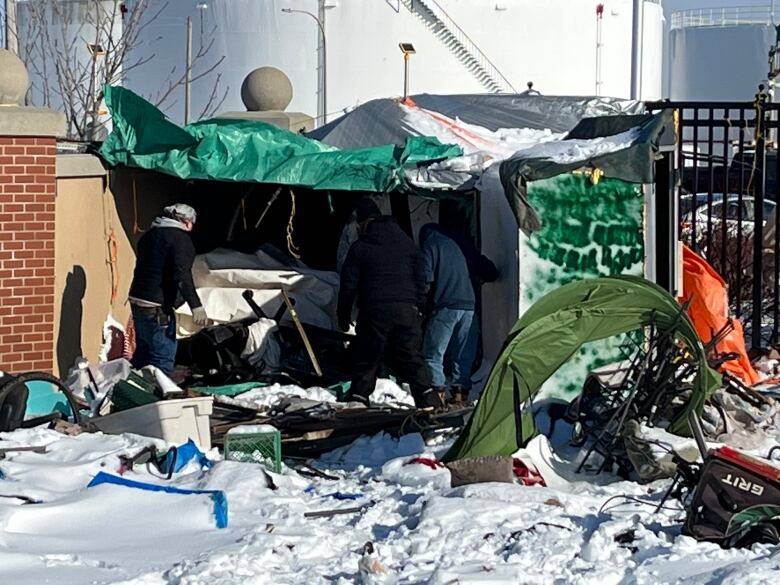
top-left (16, 0), bottom-right (228, 140)
top-left (197, 72), bottom-right (230, 120)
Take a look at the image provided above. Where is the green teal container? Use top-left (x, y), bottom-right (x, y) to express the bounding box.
top-left (224, 425), bottom-right (282, 473)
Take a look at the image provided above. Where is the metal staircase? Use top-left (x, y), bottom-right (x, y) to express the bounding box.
top-left (400, 0), bottom-right (516, 93)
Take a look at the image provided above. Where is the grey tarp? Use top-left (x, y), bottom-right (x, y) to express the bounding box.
top-left (307, 94), bottom-right (646, 148)
top-left (306, 94), bottom-right (671, 233)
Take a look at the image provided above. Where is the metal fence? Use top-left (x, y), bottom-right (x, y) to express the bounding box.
top-left (647, 95), bottom-right (780, 349)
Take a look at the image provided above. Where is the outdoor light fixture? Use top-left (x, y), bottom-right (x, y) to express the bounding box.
top-left (86, 43), bottom-right (106, 57)
top-left (399, 42), bottom-right (415, 98)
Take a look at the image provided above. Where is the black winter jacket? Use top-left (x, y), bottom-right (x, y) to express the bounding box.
top-left (129, 226), bottom-right (202, 313)
top-left (338, 217), bottom-right (426, 326)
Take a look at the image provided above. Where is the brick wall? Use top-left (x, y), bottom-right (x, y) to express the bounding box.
top-left (0, 136), bottom-right (57, 373)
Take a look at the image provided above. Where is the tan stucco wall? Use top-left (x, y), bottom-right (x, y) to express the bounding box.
top-left (54, 173), bottom-right (135, 376)
top-left (54, 161), bottom-right (188, 376)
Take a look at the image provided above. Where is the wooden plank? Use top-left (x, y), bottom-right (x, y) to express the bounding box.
top-left (281, 289), bottom-right (323, 377)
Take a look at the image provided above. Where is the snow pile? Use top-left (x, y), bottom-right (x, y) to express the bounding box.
top-left (222, 378), bottom-right (415, 412)
top-left (2, 404), bottom-right (780, 583)
top-left (509, 126), bottom-right (641, 165)
top-left (401, 104), bottom-right (639, 173)
top-left (401, 105), bottom-right (560, 162)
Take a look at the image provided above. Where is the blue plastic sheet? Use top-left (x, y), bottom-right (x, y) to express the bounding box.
top-left (87, 471), bottom-right (228, 528)
top-left (156, 439), bottom-right (213, 475)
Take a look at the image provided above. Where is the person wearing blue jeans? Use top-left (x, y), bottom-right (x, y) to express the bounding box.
top-left (419, 224), bottom-right (477, 404)
top-left (128, 204), bottom-right (209, 375)
top-left (130, 307), bottom-right (178, 374)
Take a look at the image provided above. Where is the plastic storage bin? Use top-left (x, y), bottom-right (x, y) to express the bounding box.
top-left (91, 396), bottom-right (214, 450)
top-left (224, 424), bottom-right (282, 473)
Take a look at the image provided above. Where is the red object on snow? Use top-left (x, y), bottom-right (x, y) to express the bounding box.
top-left (406, 457), bottom-right (445, 470)
top-left (596, 4), bottom-right (604, 17)
top-left (513, 459), bottom-right (546, 487)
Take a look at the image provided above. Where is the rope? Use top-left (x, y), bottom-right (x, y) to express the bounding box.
top-left (107, 228), bottom-right (119, 305)
top-left (132, 178), bottom-right (142, 234)
top-left (747, 91), bottom-right (768, 194)
top-left (286, 188), bottom-right (301, 259)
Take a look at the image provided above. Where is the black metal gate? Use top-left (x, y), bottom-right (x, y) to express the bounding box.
top-left (647, 93), bottom-right (780, 350)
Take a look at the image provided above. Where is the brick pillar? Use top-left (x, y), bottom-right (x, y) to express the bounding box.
top-left (0, 137), bottom-right (58, 372)
top-left (0, 48), bottom-right (66, 373)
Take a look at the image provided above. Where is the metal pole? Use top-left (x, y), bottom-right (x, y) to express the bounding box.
top-left (630, 0), bottom-right (643, 99)
top-left (403, 53), bottom-right (410, 98)
top-left (317, 0), bottom-right (327, 124)
top-left (185, 16), bottom-right (192, 124)
top-left (281, 8), bottom-right (327, 124)
top-left (752, 88), bottom-right (768, 351)
top-left (595, 6), bottom-right (603, 96)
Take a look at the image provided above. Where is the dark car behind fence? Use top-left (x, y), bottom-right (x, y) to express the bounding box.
top-left (647, 93), bottom-right (780, 349)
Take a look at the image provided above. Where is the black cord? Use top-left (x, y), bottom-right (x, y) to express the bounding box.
top-left (599, 494), bottom-right (684, 515)
top-left (644, 439), bottom-right (676, 455)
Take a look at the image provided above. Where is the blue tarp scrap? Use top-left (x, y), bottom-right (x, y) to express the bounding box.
top-left (87, 471), bottom-right (228, 529)
top-left (156, 439), bottom-right (213, 475)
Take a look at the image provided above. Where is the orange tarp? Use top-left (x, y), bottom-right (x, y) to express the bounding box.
top-left (679, 245), bottom-right (759, 385)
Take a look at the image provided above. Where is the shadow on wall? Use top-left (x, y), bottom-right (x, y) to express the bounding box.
top-left (57, 265), bottom-right (86, 378)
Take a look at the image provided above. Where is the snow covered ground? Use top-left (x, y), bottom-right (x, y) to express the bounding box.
top-left (2, 397), bottom-right (780, 584)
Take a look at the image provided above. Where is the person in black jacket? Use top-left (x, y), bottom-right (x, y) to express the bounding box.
top-left (128, 204), bottom-right (208, 374)
top-left (337, 198), bottom-right (440, 408)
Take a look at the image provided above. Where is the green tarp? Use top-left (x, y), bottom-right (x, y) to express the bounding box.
top-left (99, 86), bottom-right (463, 192)
top-left (444, 276), bottom-right (721, 462)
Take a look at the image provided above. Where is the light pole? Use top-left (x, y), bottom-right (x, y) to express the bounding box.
top-left (399, 42), bottom-right (415, 99)
top-left (630, 0), bottom-right (643, 100)
top-left (281, 7), bottom-right (326, 124)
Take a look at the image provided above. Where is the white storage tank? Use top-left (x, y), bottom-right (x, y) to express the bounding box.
top-left (15, 0), bottom-right (665, 127)
top-left (669, 5), bottom-right (776, 101)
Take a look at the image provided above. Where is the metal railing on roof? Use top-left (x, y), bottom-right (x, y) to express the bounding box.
top-left (671, 5), bottom-right (775, 30)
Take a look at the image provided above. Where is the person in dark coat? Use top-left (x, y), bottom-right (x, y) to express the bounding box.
top-left (337, 198), bottom-right (440, 408)
top-left (128, 204), bottom-right (209, 374)
top-left (419, 224), bottom-right (478, 404)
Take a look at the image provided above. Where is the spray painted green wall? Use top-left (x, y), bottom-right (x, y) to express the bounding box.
top-left (521, 174), bottom-right (644, 397)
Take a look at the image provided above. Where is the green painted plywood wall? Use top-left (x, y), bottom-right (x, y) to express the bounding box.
top-left (520, 174), bottom-right (645, 397)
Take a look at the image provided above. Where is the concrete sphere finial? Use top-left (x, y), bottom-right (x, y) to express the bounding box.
top-left (0, 50), bottom-right (30, 106)
top-left (241, 67), bottom-right (293, 112)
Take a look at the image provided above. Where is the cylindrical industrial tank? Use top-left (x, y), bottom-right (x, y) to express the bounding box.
top-left (669, 6), bottom-right (776, 101)
top-left (641, 0), bottom-right (664, 100)
top-left (15, 0), bottom-right (666, 128)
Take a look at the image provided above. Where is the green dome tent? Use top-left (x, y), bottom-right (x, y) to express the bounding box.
top-left (444, 276), bottom-right (722, 462)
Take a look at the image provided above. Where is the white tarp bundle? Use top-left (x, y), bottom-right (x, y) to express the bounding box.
top-left (175, 247), bottom-right (339, 337)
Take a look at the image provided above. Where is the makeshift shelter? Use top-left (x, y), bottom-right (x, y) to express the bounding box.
top-left (308, 94), bottom-right (673, 386)
top-left (99, 87), bottom-right (673, 384)
top-left (444, 276), bottom-right (721, 462)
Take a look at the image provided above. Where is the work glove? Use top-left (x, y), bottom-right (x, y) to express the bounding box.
top-left (192, 306), bottom-right (210, 327)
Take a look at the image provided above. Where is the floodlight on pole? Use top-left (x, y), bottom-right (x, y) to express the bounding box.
top-left (281, 7), bottom-right (327, 123)
top-left (399, 42), bottom-right (416, 99)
